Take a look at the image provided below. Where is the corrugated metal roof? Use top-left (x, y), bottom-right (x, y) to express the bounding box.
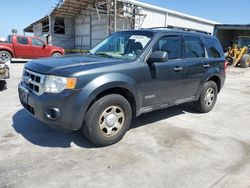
top-left (24, 0), bottom-right (219, 33)
top-left (24, 16), bottom-right (49, 32)
top-left (51, 0), bottom-right (91, 18)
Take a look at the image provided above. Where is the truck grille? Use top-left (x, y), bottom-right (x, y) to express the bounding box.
top-left (22, 69), bottom-right (45, 95)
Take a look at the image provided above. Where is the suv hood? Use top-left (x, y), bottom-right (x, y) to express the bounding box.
top-left (25, 54), bottom-right (131, 76)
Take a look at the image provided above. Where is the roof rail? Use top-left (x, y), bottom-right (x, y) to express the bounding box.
top-left (144, 26), bottom-right (211, 35)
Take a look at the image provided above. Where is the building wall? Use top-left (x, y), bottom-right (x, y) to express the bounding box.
top-left (138, 8), bottom-right (214, 33)
top-left (51, 16), bottom-right (74, 49)
top-left (46, 1), bottom-right (217, 50)
top-left (74, 10), bottom-right (132, 50)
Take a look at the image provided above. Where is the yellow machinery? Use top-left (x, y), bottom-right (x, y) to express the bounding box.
top-left (226, 37), bottom-right (250, 68)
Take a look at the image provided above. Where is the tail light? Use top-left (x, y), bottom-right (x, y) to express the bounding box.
top-left (224, 60), bottom-right (227, 73)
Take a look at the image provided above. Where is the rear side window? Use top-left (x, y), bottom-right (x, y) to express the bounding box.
top-left (17, 37), bottom-right (29, 45)
top-left (205, 37), bottom-right (222, 58)
top-left (184, 36), bottom-right (205, 58)
top-left (153, 36), bottom-right (181, 59)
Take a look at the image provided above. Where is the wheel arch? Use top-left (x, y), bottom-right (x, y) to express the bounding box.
top-left (207, 75), bottom-right (221, 93)
top-left (87, 86), bottom-right (137, 118)
top-left (51, 51), bottom-right (63, 56)
top-left (0, 48), bottom-right (14, 59)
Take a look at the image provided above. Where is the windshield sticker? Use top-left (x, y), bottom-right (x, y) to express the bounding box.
top-left (129, 35), bottom-right (148, 40)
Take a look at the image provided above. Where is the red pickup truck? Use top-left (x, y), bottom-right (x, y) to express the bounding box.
top-left (0, 35), bottom-right (64, 62)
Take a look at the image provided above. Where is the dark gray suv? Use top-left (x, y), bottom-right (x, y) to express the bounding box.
top-left (18, 29), bottom-right (226, 146)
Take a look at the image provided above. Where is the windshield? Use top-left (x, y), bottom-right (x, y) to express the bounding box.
top-left (238, 37), bottom-right (250, 48)
top-left (90, 32), bottom-right (153, 60)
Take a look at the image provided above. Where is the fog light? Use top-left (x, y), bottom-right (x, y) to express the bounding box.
top-left (44, 108), bottom-right (61, 120)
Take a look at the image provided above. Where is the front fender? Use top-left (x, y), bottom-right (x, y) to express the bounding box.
top-left (73, 73), bottom-right (140, 129)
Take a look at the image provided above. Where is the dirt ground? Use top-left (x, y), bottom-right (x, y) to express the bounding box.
top-left (0, 63), bottom-right (250, 188)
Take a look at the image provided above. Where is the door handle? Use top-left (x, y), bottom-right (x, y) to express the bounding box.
top-left (203, 64), bottom-right (210, 68)
top-left (173, 66), bottom-right (183, 71)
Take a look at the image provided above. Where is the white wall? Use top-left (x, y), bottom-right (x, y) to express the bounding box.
top-left (138, 8), bottom-right (214, 33)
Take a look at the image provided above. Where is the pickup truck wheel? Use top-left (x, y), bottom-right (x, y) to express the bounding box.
top-left (0, 51), bottom-right (12, 63)
top-left (52, 52), bottom-right (62, 57)
top-left (83, 94), bottom-right (132, 147)
top-left (194, 81), bottom-right (218, 113)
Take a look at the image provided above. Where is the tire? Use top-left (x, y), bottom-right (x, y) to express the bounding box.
top-left (0, 80), bottom-right (7, 91)
top-left (51, 52), bottom-right (62, 57)
top-left (194, 81), bottom-right (218, 113)
top-left (239, 54), bottom-right (250, 68)
top-left (82, 94), bottom-right (132, 146)
top-left (0, 51), bottom-right (12, 63)
top-left (226, 56), bottom-right (234, 66)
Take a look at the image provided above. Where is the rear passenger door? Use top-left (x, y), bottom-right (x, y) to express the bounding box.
top-left (183, 35), bottom-right (208, 98)
top-left (14, 36), bottom-right (34, 58)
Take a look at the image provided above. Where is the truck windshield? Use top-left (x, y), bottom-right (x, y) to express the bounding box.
top-left (90, 32), bottom-right (153, 60)
top-left (238, 37), bottom-right (250, 48)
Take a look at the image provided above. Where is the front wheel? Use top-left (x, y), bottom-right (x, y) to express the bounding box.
top-left (194, 81), bottom-right (218, 113)
top-left (82, 94), bottom-right (132, 147)
top-left (51, 52), bottom-right (62, 57)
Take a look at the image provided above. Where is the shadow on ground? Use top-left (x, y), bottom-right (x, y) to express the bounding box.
top-left (12, 103), bottom-right (195, 148)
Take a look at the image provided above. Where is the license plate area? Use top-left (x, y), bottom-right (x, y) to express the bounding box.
top-left (19, 85), bottom-right (29, 104)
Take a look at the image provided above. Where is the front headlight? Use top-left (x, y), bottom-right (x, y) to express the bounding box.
top-left (44, 75), bottom-right (77, 93)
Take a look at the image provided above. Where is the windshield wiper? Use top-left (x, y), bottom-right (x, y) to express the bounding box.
top-left (95, 52), bottom-right (113, 58)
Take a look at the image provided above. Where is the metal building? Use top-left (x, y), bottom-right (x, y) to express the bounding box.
top-left (24, 0), bottom-right (218, 50)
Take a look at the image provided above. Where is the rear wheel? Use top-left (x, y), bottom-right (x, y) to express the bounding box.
top-left (82, 94), bottom-right (132, 147)
top-left (194, 81), bottom-right (218, 113)
top-left (0, 51), bottom-right (12, 63)
top-left (240, 54), bottom-right (250, 68)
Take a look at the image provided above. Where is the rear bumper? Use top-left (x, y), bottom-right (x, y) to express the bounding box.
top-left (18, 83), bottom-right (84, 131)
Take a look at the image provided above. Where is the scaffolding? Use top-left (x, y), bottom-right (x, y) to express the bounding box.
top-left (24, 0), bottom-right (146, 50)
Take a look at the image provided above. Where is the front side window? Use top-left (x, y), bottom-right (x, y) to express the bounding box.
top-left (32, 38), bottom-right (44, 46)
top-left (17, 37), bottom-right (29, 45)
top-left (153, 36), bottom-right (181, 59)
top-left (90, 32), bottom-right (153, 60)
top-left (184, 36), bottom-right (205, 58)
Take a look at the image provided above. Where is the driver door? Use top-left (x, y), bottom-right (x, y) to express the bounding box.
top-left (148, 35), bottom-right (186, 105)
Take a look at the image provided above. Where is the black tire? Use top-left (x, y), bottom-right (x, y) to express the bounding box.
top-left (0, 50), bottom-right (12, 63)
top-left (82, 94), bottom-right (132, 146)
top-left (194, 81), bottom-right (218, 113)
top-left (51, 52), bottom-right (62, 57)
top-left (0, 80), bottom-right (7, 91)
top-left (226, 56), bottom-right (234, 66)
top-left (240, 54), bottom-right (250, 68)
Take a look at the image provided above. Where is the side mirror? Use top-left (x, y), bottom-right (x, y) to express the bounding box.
top-left (43, 43), bottom-right (46, 48)
top-left (147, 51), bottom-right (168, 63)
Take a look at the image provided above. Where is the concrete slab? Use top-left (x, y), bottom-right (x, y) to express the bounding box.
top-left (0, 64), bottom-right (250, 188)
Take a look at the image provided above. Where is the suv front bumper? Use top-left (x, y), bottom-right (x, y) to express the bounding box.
top-left (18, 83), bottom-right (84, 131)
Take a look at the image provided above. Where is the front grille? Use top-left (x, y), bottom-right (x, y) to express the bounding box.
top-left (22, 69), bottom-right (45, 95)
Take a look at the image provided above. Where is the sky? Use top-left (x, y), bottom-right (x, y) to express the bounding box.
top-left (0, 0), bottom-right (250, 38)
